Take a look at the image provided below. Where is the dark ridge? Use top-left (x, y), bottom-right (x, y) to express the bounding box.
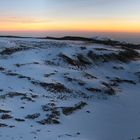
top-left (46, 36), bottom-right (140, 49)
top-left (0, 35), bottom-right (35, 39)
top-left (46, 36), bottom-right (93, 41)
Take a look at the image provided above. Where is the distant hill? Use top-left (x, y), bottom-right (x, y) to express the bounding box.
top-left (46, 36), bottom-right (140, 49)
top-left (0, 35), bottom-right (139, 49)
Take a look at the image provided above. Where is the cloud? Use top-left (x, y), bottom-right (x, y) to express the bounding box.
top-left (0, 16), bottom-right (50, 24)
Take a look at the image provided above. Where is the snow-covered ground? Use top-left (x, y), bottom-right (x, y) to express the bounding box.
top-left (0, 37), bottom-right (139, 140)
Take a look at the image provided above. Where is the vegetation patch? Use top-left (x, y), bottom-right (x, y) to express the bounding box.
top-left (0, 114), bottom-right (13, 120)
top-left (32, 81), bottom-right (71, 93)
top-left (0, 47), bottom-right (29, 55)
top-left (62, 101), bottom-right (87, 115)
top-left (25, 113), bottom-right (40, 120)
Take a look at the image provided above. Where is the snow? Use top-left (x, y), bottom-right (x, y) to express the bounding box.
top-left (0, 37), bottom-right (139, 140)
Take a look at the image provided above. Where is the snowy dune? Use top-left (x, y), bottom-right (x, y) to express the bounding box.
top-left (0, 37), bottom-right (139, 140)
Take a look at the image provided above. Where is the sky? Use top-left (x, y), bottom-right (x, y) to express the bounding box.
top-left (0, 0), bottom-right (140, 38)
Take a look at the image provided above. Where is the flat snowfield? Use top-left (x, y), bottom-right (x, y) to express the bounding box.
top-left (0, 37), bottom-right (139, 140)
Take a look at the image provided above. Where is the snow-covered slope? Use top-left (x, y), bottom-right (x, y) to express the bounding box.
top-left (0, 37), bottom-right (139, 140)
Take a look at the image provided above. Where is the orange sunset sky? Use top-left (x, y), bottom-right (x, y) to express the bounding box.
top-left (0, 0), bottom-right (140, 37)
